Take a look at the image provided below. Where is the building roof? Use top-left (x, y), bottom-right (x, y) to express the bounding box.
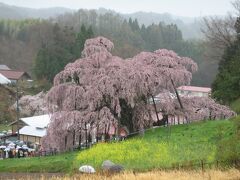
top-left (19, 126), bottom-right (47, 137)
top-left (20, 114), bottom-right (51, 129)
top-left (0, 73), bottom-right (11, 84)
top-left (177, 86), bottom-right (211, 93)
top-left (0, 70), bottom-right (30, 80)
top-left (0, 65), bottom-right (11, 70)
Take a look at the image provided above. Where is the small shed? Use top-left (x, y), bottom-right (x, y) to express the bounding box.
top-left (119, 126), bottom-right (129, 138)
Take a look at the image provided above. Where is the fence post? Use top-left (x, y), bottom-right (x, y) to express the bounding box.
top-left (234, 159), bottom-right (237, 168)
top-left (201, 160), bottom-right (204, 172)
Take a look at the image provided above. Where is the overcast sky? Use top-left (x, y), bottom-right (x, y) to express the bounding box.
top-left (0, 0), bottom-right (235, 17)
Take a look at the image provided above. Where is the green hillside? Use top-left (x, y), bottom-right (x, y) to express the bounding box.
top-left (0, 118), bottom-right (239, 173)
top-left (0, 85), bottom-right (16, 125)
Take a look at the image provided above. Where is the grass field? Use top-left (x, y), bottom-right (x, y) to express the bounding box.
top-left (0, 118), bottom-right (238, 173)
top-left (0, 152), bottom-right (77, 173)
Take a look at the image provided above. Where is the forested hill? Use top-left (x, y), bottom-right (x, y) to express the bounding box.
top-left (0, 3), bottom-right (201, 39)
top-left (0, 4), bottom-right (217, 87)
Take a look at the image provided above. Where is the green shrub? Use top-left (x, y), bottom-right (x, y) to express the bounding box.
top-left (216, 116), bottom-right (240, 162)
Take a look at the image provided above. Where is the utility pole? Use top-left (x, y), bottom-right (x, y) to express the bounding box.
top-left (16, 81), bottom-right (20, 140)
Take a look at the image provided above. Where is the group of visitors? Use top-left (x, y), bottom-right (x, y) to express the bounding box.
top-left (0, 142), bottom-right (38, 160)
top-left (0, 142), bottom-right (59, 160)
top-left (0, 147), bottom-right (33, 159)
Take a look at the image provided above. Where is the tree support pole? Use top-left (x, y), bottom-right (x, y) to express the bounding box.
top-left (170, 79), bottom-right (183, 109)
top-left (79, 129), bottom-right (82, 149)
top-left (85, 122), bottom-right (88, 148)
top-left (151, 95), bottom-right (160, 122)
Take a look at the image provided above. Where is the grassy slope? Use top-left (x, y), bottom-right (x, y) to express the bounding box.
top-left (74, 120), bottom-right (234, 171)
top-left (0, 119), bottom-right (236, 173)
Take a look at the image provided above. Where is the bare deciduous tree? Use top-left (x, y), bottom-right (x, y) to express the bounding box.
top-left (202, 15), bottom-right (236, 50)
top-left (232, 0), bottom-right (240, 15)
top-left (202, 0), bottom-right (240, 60)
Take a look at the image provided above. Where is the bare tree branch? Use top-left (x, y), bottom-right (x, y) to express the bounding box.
top-left (201, 0), bottom-right (239, 62)
top-left (232, 0), bottom-right (240, 16)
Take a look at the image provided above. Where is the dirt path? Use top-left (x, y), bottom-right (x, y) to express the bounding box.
top-left (0, 173), bottom-right (65, 180)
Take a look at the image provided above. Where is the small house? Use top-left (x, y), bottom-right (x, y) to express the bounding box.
top-left (177, 86), bottom-right (211, 97)
top-left (0, 65), bottom-right (11, 70)
top-left (0, 70), bottom-right (31, 83)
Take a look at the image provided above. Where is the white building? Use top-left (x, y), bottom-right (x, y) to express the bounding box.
top-left (0, 65), bottom-right (11, 70)
top-left (177, 86), bottom-right (211, 97)
top-left (10, 114), bottom-right (51, 144)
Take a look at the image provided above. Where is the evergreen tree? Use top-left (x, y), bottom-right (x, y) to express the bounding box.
top-left (128, 18), bottom-right (140, 32)
top-left (212, 17), bottom-right (240, 104)
top-left (34, 23), bottom-right (94, 82)
top-left (74, 25), bottom-right (94, 57)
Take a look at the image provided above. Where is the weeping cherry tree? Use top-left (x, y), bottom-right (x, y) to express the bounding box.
top-left (42, 36), bottom-right (234, 151)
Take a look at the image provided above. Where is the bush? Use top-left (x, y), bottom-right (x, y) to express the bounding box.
top-left (216, 116), bottom-right (240, 162)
